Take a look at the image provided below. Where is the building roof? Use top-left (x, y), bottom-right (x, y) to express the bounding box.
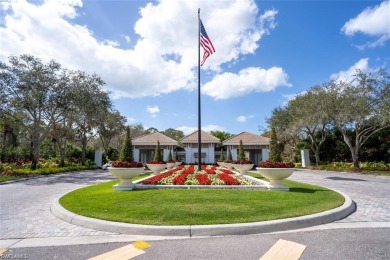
top-left (132, 132), bottom-right (178, 146)
top-left (181, 130), bottom-right (220, 144)
top-left (223, 132), bottom-right (270, 145)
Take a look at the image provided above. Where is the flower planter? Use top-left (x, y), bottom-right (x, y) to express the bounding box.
top-left (146, 163), bottom-right (167, 175)
top-left (108, 167), bottom-right (144, 191)
top-left (224, 163), bottom-right (233, 170)
top-left (216, 161), bottom-right (224, 167)
top-left (175, 161), bottom-right (182, 167)
top-left (255, 167), bottom-right (295, 190)
top-left (167, 162), bottom-right (176, 170)
top-left (232, 163), bottom-right (254, 174)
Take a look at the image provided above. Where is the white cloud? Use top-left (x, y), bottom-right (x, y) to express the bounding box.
top-left (236, 115), bottom-right (254, 123)
top-left (177, 125), bottom-right (226, 136)
top-left (127, 117), bottom-right (135, 123)
top-left (330, 58), bottom-right (371, 82)
top-left (147, 105), bottom-right (159, 117)
top-left (341, 0), bottom-right (390, 48)
top-left (202, 67), bottom-right (291, 100)
top-left (0, 0), bottom-right (279, 99)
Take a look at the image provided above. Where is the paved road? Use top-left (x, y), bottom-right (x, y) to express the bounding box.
top-left (1, 169), bottom-right (389, 259)
top-left (0, 170), bottom-right (117, 240)
top-left (289, 169), bottom-right (390, 223)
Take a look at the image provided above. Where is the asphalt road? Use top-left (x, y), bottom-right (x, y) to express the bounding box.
top-left (2, 228), bottom-right (389, 259)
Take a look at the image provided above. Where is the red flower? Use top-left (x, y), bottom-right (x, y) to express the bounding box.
top-left (196, 174), bottom-right (212, 185)
top-left (172, 174), bottom-right (189, 185)
top-left (218, 168), bottom-right (234, 174)
top-left (112, 161), bottom-right (144, 168)
top-left (218, 174), bottom-right (240, 185)
top-left (141, 172), bottom-right (173, 185)
top-left (147, 160), bottom-right (167, 164)
top-left (233, 160), bottom-right (253, 164)
top-left (258, 161), bottom-right (294, 168)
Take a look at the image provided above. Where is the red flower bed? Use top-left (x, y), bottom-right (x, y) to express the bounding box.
top-left (259, 161), bottom-right (295, 168)
top-left (218, 174), bottom-right (240, 185)
top-left (172, 174), bottom-right (189, 185)
top-left (147, 160), bottom-right (167, 164)
top-left (112, 161), bottom-right (144, 168)
top-left (141, 172), bottom-right (174, 185)
top-left (196, 174), bottom-right (212, 185)
top-left (218, 168), bottom-right (234, 175)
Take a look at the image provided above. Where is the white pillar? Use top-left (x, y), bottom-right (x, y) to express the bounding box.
top-left (94, 150), bottom-right (103, 167)
top-left (301, 149), bottom-right (310, 167)
top-left (262, 149), bottom-right (269, 161)
top-left (133, 148), bottom-right (140, 162)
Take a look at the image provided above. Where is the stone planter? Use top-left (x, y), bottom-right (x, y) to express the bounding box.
top-left (146, 163), bottom-right (167, 175)
top-left (255, 167), bottom-right (295, 190)
top-left (232, 163), bottom-right (254, 174)
top-left (216, 161), bottom-right (224, 167)
top-left (224, 163), bottom-right (233, 170)
top-left (166, 162), bottom-right (176, 170)
top-left (175, 161), bottom-right (182, 166)
top-left (108, 167), bottom-right (144, 191)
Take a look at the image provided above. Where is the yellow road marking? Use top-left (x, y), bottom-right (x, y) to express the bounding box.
top-left (88, 244), bottom-right (144, 260)
top-left (260, 239), bottom-right (307, 260)
top-left (132, 240), bottom-right (151, 250)
top-left (0, 248), bottom-right (7, 257)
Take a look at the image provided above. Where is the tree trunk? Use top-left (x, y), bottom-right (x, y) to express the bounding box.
top-left (340, 130), bottom-right (360, 171)
top-left (31, 138), bottom-right (40, 171)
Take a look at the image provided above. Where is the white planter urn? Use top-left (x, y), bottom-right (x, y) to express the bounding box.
top-left (256, 167), bottom-right (295, 190)
top-left (166, 162), bottom-right (176, 170)
top-left (224, 162), bottom-right (233, 170)
top-left (232, 163), bottom-right (254, 174)
top-left (108, 167), bottom-right (144, 191)
top-left (146, 163), bottom-right (167, 175)
top-left (175, 161), bottom-right (182, 167)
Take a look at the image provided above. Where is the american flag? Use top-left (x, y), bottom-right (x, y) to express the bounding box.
top-left (200, 19), bottom-right (215, 66)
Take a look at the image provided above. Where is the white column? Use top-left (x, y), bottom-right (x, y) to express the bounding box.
top-left (301, 149), bottom-right (310, 167)
top-left (262, 149), bottom-right (269, 161)
top-left (94, 150), bottom-right (103, 167)
top-left (133, 148), bottom-right (140, 162)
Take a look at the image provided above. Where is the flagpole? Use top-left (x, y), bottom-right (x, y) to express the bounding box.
top-left (197, 8), bottom-right (201, 171)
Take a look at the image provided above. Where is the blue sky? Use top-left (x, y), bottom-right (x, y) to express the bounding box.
top-left (1, 0), bottom-right (389, 136)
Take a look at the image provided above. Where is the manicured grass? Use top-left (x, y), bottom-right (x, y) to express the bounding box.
top-left (60, 174), bottom-right (344, 225)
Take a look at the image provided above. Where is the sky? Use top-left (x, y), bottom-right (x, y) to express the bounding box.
top-left (1, 0), bottom-right (389, 136)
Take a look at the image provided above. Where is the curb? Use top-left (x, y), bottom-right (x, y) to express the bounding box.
top-left (51, 187), bottom-right (356, 237)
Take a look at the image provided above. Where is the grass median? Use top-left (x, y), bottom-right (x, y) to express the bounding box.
top-left (59, 173), bottom-right (344, 225)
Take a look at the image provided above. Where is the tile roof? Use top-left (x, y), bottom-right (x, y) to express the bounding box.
top-left (181, 130), bottom-right (220, 143)
top-left (133, 132), bottom-right (178, 146)
top-left (223, 132), bottom-right (269, 145)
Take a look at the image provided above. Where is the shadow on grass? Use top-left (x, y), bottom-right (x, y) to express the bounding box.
top-left (289, 187), bottom-right (327, 193)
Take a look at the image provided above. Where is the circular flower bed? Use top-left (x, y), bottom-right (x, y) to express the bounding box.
top-left (140, 165), bottom-right (256, 186)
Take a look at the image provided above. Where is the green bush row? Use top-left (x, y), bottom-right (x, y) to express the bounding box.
top-left (0, 165), bottom-right (97, 176)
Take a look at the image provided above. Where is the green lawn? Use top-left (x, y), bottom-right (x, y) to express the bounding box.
top-left (0, 175), bottom-right (24, 182)
top-left (60, 174), bottom-right (344, 225)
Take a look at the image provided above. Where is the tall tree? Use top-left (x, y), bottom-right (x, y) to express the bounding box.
top-left (210, 130), bottom-right (234, 149)
top-left (98, 109), bottom-right (126, 154)
top-left (269, 128), bottom-right (282, 162)
top-left (326, 69), bottom-right (390, 170)
top-left (119, 126), bottom-right (134, 162)
top-left (161, 128), bottom-right (184, 141)
top-left (288, 86), bottom-right (332, 166)
top-left (68, 70), bottom-right (111, 165)
top-left (237, 140), bottom-right (245, 161)
top-left (0, 55), bottom-right (69, 170)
